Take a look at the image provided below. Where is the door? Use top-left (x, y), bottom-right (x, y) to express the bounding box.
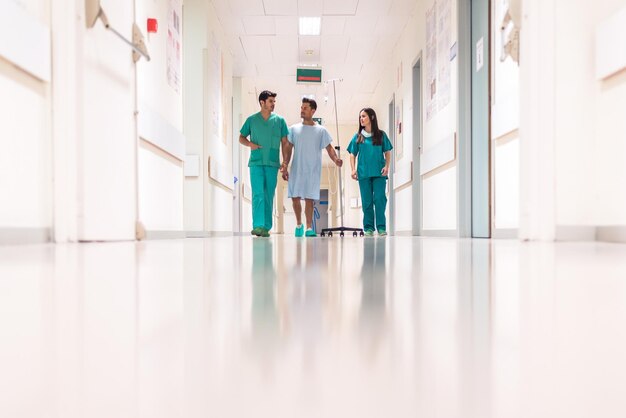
top-left (471, 0), bottom-right (491, 238)
top-left (412, 57), bottom-right (423, 236)
top-left (388, 97), bottom-right (395, 235)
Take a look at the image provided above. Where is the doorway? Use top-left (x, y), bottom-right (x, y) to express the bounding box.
top-left (412, 57), bottom-right (423, 236)
top-left (388, 96), bottom-right (395, 235)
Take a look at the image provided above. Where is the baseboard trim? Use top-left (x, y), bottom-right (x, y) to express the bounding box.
top-left (555, 226), bottom-right (597, 242)
top-left (0, 228), bottom-right (50, 245)
top-left (596, 226), bottom-right (626, 243)
top-left (144, 231), bottom-right (187, 240)
top-left (185, 231), bottom-right (235, 238)
top-left (493, 228), bottom-right (518, 239)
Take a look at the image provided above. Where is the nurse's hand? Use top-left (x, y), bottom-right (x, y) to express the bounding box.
top-left (351, 170), bottom-right (358, 180)
top-left (249, 143), bottom-right (262, 150)
top-left (335, 158), bottom-right (343, 167)
top-left (381, 166), bottom-right (390, 176)
top-left (282, 170), bottom-right (289, 181)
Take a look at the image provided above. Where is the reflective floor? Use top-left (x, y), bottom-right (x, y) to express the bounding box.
top-left (1, 236), bottom-right (626, 417)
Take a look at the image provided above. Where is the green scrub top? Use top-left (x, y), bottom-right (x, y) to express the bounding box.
top-left (347, 131), bottom-right (393, 178)
top-left (240, 112), bottom-right (289, 168)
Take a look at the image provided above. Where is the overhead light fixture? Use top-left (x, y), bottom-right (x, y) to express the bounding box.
top-left (299, 17), bottom-right (321, 36)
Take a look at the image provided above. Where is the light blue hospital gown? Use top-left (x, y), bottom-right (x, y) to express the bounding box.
top-left (287, 123), bottom-right (332, 200)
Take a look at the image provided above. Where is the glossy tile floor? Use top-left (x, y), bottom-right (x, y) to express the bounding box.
top-left (1, 236), bottom-right (626, 418)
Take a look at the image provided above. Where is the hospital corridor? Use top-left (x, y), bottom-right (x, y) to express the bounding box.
top-left (2, 0), bottom-right (626, 417)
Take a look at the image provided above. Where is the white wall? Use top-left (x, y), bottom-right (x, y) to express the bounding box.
top-left (136, 0), bottom-right (184, 233)
top-left (0, 1), bottom-right (51, 235)
top-left (370, 0), bottom-right (459, 233)
top-left (492, 0), bottom-right (520, 231)
top-left (77, 1), bottom-right (137, 240)
top-left (184, 0), bottom-right (235, 234)
top-left (553, 0), bottom-right (626, 227)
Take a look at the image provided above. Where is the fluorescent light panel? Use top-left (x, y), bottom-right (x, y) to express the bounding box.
top-left (299, 17), bottom-right (321, 35)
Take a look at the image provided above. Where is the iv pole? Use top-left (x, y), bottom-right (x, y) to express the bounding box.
top-left (321, 79), bottom-right (364, 238)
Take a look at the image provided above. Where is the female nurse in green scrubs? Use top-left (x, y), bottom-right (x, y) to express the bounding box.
top-left (347, 108), bottom-right (393, 237)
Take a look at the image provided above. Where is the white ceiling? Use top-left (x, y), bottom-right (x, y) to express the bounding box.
top-left (210, 0), bottom-right (417, 125)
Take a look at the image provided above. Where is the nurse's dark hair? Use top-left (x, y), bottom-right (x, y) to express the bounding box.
top-left (302, 97), bottom-right (317, 110)
top-left (357, 108), bottom-right (384, 145)
top-left (258, 90), bottom-right (277, 104)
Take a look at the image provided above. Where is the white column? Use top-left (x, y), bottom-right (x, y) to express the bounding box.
top-left (51, 0), bottom-right (79, 242)
top-left (518, 0), bottom-right (557, 240)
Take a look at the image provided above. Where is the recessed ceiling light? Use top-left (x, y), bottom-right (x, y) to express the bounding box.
top-left (305, 49), bottom-right (315, 55)
top-left (299, 17), bottom-right (321, 36)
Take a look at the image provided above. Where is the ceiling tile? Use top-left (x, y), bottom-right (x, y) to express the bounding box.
top-left (389, 0), bottom-right (417, 17)
top-left (355, 0), bottom-right (392, 15)
top-left (298, 0), bottom-right (323, 16)
top-left (256, 61), bottom-right (298, 77)
top-left (271, 36), bottom-right (299, 61)
top-left (216, 14), bottom-right (246, 35)
top-left (322, 0), bottom-right (358, 16)
top-left (320, 36), bottom-right (350, 64)
top-left (242, 16), bottom-right (276, 35)
top-left (228, 0), bottom-right (266, 15)
top-left (344, 15), bottom-right (379, 36)
top-left (262, 0), bottom-right (298, 15)
top-left (298, 36), bottom-right (322, 62)
top-left (274, 16), bottom-right (298, 35)
top-left (375, 17), bottom-right (406, 38)
top-left (321, 16), bottom-right (346, 35)
top-left (322, 62), bottom-right (363, 80)
top-left (373, 37), bottom-right (396, 63)
top-left (345, 35), bottom-right (377, 63)
top-left (240, 36), bottom-right (274, 63)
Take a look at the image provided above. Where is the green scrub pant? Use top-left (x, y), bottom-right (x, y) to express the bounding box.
top-left (250, 166), bottom-right (279, 231)
top-left (358, 176), bottom-right (388, 232)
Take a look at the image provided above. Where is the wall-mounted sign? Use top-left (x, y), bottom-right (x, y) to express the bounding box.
top-left (313, 117), bottom-right (323, 125)
top-left (296, 67), bottom-right (322, 83)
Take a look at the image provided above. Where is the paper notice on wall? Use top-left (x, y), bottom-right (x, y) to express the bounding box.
top-left (476, 37), bottom-right (484, 71)
top-left (167, 0), bottom-right (182, 93)
top-left (425, 3), bottom-right (437, 121)
top-left (437, 0), bottom-right (452, 111)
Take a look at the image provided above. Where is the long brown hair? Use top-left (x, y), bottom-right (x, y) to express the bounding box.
top-left (357, 108), bottom-right (383, 145)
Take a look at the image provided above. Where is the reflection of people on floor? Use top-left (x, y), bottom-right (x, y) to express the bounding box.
top-left (249, 239), bottom-right (281, 374)
top-left (288, 239), bottom-right (326, 373)
top-left (358, 237), bottom-right (388, 358)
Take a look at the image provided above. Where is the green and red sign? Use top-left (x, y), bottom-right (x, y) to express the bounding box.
top-left (296, 68), bottom-right (322, 84)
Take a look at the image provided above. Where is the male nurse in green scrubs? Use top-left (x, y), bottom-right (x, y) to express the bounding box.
top-left (239, 90), bottom-right (290, 237)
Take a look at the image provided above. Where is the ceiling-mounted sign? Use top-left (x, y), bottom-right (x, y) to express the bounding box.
top-left (297, 67), bottom-right (322, 83)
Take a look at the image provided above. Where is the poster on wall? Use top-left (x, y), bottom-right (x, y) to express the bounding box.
top-left (437, 0), bottom-right (452, 111)
top-left (209, 32), bottom-right (223, 146)
top-left (395, 100), bottom-right (403, 162)
top-left (166, 0), bottom-right (182, 93)
top-left (425, 3), bottom-right (437, 121)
